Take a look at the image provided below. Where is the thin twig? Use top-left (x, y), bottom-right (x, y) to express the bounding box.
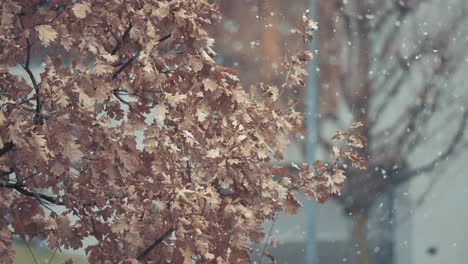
top-left (16, 211), bottom-right (40, 264)
top-left (259, 213), bottom-right (278, 264)
top-left (47, 247), bottom-right (59, 264)
top-left (24, 238), bottom-right (40, 264)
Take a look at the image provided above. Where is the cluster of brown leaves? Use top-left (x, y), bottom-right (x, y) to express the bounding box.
top-left (0, 1), bottom-right (365, 263)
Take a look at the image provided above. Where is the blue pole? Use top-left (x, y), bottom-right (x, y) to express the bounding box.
top-left (306, 0), bottom-right (318, 263)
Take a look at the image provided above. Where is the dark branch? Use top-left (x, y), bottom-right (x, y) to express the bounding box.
top-left (136, 227), bottom-right (174, 261)
top-left (111, 53), bottom-right (139, 80)
top-left (388, 109), bottom-right (468, 187)
top-left (1, 181), bottom-right (64, 206)
top-left (111, 21), bottom-right (133, 55)
top-left (18, 14), bottom-right (42, 125)
top-left (111, 34), bottom-right (172, 80)
top-left (113, 90), bottom-right (131, 105)
top-left (34, 2), bottom-right (67, 26)
top-left (373, 0), bottom-right (430, 32)
top-left (158, 34), bottom-right (172, 43)
top-left (0, 169), bottom-right (14, 178)
top-left (0, 141), bottom-right (14, 157)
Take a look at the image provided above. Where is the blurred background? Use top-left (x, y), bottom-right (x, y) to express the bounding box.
top-left (214, 0), bottom-right (468, 264)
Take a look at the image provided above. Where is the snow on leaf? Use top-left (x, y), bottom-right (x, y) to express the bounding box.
top-left (72, 3), bottom-right (91, 19)
top-left (35, 25), bottom-right (57, 47)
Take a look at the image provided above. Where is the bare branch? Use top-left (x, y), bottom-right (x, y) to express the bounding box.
top-left (259, 213), bottom-right (278, 264)
top-left (372, 0), bottom-right (430, 32)
top-left (388, 109), bottom-right (468, 187)
top-left (376, 0), bottom-right (431, 61)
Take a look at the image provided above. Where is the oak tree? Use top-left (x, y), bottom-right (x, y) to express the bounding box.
top-left (0, 1), bottom-right (364, 263)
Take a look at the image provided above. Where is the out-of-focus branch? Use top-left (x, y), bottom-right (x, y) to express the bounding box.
top-left (373, 11), bottom-right (465, 134)
top-left (317, 129), bottom-right (334, 153)
top-left (336, 1), bottom-right (355, 110)
top-left (376, 0), bottom-right (431, 61)
top-left (387, 109), bottom-right (468, 187)
top-left (373, 0), bottom-right (430, 32)
top-left (371, 37), bottom-right (432, 94)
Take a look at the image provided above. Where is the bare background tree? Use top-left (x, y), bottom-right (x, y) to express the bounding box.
top-left (315, 0), bottom-right (468, 263)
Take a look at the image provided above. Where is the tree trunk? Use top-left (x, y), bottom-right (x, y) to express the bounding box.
top-left (352, 211), bottom-right (370, 264)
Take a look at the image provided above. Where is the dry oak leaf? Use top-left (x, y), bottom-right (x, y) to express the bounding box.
top-left (35, 25), bottom-right (57, 47)
top-left (93, 62), bottom-right (114, 76)
top-left (50, 161), bottom-right (67, 176)
top-left (196, 106), bottom-right (210, 122)
top-left (206, 148), bottom-right (221, 159)
top-left (332, 169), bottom-right (346, 184)
top-left (62, 141), bottom-right (84, 163)
top-left (166, 92), bottom-right (187, 107)
top-left (72, 3), bottom-right (91, 19)
top-left (284, 197), bottom-right (302, 215)
top-left (155, 104), bottom-right (168, 122)
top-left (181, 247), bottom-right (194, 264)
top-left (202, 78), bottom-right (218, 92)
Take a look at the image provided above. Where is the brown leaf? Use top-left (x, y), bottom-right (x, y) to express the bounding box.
top-left (72, 3), bottom-right (91, 19)
top-left (284, 196), bottom-right (301, 215)
top-left (36, 25), bottom-right (57, 47)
